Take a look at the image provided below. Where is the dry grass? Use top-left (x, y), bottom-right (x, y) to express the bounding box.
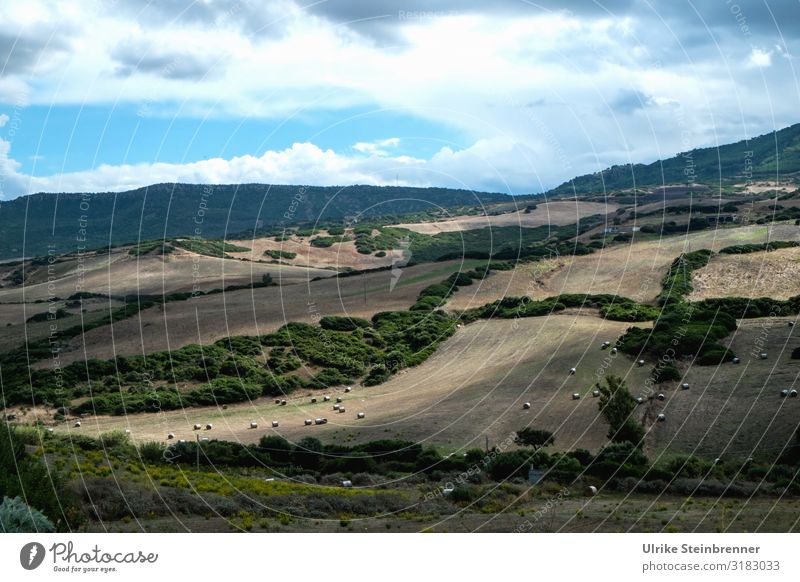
top-left (448, 225), bottom-right (800, 311)
top-left (646, 317), bottom-right (800, 458)
top-left (52, 313), bottom-right (652, 452)
top-left (690, 247), bottom-right (800, 300)
top-left (226, 232), bottom-right (402, 270)
top-left (394, 200), bottom-right (618, 234)
top-left (0, 247), bottom-right (333, 303)
top-left (46, 260), bottom-right (481, 366)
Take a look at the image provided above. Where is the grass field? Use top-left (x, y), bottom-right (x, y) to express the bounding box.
top-left (448, 225), bottom-right (800, 312)
top-left (226, 232), bottom-right (402, 269)
top-left (48, 313), bottom-right (651, 451)
top-left (395, 200), bottom-right (618, 234)
top-left (44, 259), bottom-right (483, 366)
top-left (690, 247), bottom-right (800, 300)
top-left (0, 246), bottom-right (333, 303)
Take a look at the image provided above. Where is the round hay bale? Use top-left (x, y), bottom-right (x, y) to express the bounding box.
top-left (280, 400), bottom-right (287, 406)
top-left (635, 396), bottom-right (644, 404)
top-left (790, 389), bottom-right (798, 398)
top-left (610, 347), bottom-right (618, 354)
top-left (333, 404), bottom-right (340, 410)
top-left (357, 412), bottom-right (365, 419)
top-left (336, 397), bottom-right (343, 403)
top-left (571, 393), bottom-right (580, 400)
top-left (656, 393), bottom-right (665, 401)
top-left (274, 399), bottom-right (281, 404)
top-left (323, 395), bottom-right (331, 402)
top-left (344, 387), bottom-right (352, 393)
top-left (681, 383), bottom-right (690, 390)
top-left (656, 413), bottom-right (666, 422)
top-left (167, 433), bottom-right (175, 439)
top-left (74, 421), bottom-right (81, 428)
top-left (193, 424), bottom-right (202, 430)
top-left (592, 390), bottom-right (600, 397)
top-left (732, 357), bottom-right (740, 364)
top-left (250, 422), bottom-right (258, 429)
top-left (271, 421), bottom-right (279, 428)
top-left (304, 419), bottom-right (313, 426)
top-left (338, 407), bottom-right (346, 413)
top-left (760, 352), bottom-right (768, 360)
top-left (569, 367), bottom-right (576, 375)
top-left (523, 402), bottom-right (531, 409)
top-left (781, 389), bottom-right (789, 398)
top-left (584, 485), bottom-right (597, 497)
top-left (637, 359), bottom-right (645, 367)
top-left (310, 397), bottom-right (317, 403)
top-left (206, 423), bottom-right (213, 430)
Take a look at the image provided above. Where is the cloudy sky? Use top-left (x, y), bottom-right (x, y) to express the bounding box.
top-left (0, 0), bottom-right (798, 199)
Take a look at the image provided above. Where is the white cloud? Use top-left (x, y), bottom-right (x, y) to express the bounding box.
top-left (0, 1), bottom-right (798, 198)
top-left (0, 138), bottom-right (539, 198)
top-left (0, 113), bottom-right (8, 127)
top-left (352, 137), bottom-right (400, 156)
top-left (747, 48), bottom-right (772, 68)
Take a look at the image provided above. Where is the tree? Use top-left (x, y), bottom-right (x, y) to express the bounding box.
top-left (515, 428), bottom-right (555, 451)
top-left (0, 496), bottom-right (55, 533)
top-left (597, 375), bottom-right (645, 447)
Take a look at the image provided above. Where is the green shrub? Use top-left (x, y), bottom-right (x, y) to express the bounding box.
top-left (319, 316), bottom-right (371, 331)
top-left (263, 249), bottom-right (297, 260)
top-left (0, 496), bottom-right (55, 533)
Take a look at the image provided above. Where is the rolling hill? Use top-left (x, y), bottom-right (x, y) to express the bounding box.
top-left (0, 183), bottom-right (509, 259)
top-left (548, 122), bottom-right (800, 196)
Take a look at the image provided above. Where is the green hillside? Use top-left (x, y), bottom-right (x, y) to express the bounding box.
top-left (548, 122), bottom-right (800, 196)
top-left (0, 183), bottom-right (508, 259)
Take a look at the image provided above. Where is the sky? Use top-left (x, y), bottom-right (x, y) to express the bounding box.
top-left (0, 0), bottom-right (798, 199)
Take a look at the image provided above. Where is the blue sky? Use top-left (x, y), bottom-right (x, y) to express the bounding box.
top-left (11, 105), bottom-right (464, 176)
top-left (1, 1), bottom-right (799, 199)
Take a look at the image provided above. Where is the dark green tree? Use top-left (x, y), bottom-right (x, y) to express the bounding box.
top-left (597, 375), bottom-right (646, 447)
top-left (515, 428), bottom-right (555, 451)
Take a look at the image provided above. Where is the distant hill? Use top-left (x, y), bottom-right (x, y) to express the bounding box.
top-left (0, 184), bottom-right (509, 259)
top-left (548, 122), bottom-right (800, 196)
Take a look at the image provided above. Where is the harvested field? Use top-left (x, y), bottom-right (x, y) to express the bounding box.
top-left (690, 247), bottom-right (800, 300)
top-left (0, 247), bottom-right (333, 303)
top-left (395, 200), bottom-right (618, 234)
top-left (51, 313), bottom-right (653, 452)
top-left (646, 317), bottom-right (800, 458)
top-left (448, 225), bottom-right (800, 311)
top-left (46, 260), bottom-right (482, 366)
top-left (226, 233), bottom-right (402, 269)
